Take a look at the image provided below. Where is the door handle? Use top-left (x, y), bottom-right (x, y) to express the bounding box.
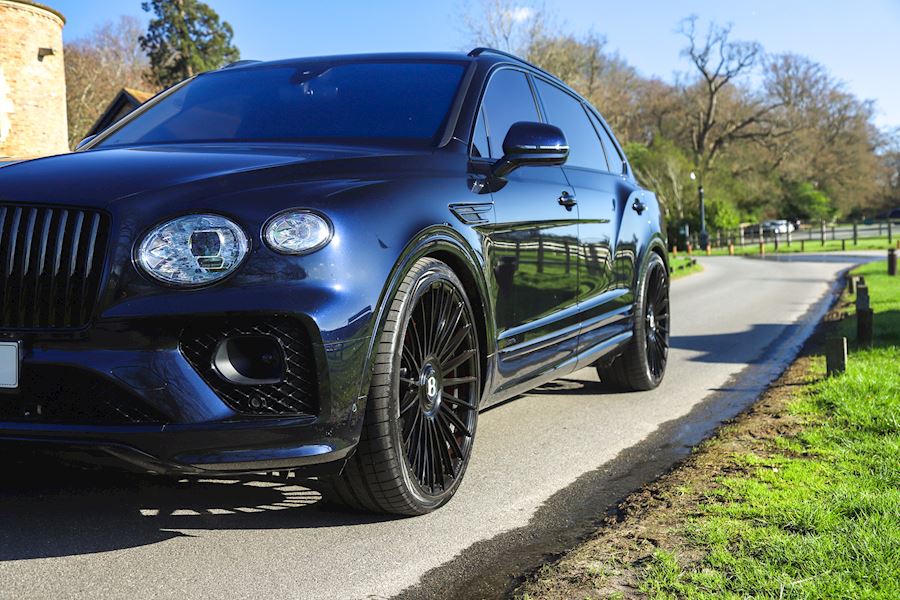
top-left (632, 198), bottom-right (646, 214)
top-left (558, 191), bottom-right (577, 210)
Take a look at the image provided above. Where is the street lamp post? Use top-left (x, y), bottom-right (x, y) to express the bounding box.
top-left (690, 172), bottom-right (709, 250)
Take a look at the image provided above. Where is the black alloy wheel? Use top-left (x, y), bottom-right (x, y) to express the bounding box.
top-left (326, 258), bottom-right (481, 515)
top-left (595, 252), bottom-right (669, 391)
top-left (397, 279), bottom-right (479, 495)
top-left (643, 258), bottom-right (670, 381)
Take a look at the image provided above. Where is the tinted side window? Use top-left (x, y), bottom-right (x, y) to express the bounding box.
top-left (535, 80), bottom-right (607, 171)
top-left (588, 111), bottom-right (625, 175)
top-left (480, 69), bottom-right (540, 158)
top-left (471, 107), bottom-right (490, 158)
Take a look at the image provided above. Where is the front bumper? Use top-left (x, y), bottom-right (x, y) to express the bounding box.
top-left (0, 313), bottom-right (370, 475)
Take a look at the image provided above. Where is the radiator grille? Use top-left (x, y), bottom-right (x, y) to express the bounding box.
top-left (0, 204), bottom-right (108, 329)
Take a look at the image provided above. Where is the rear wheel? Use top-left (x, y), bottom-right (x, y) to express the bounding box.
top-left (326, 258), bottom-right (481, 515)
top-left (596, 252), bottom-right (669, 391)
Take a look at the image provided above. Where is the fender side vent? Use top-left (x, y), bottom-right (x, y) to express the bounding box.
top-left (450, 203), bottom-right (493, 225)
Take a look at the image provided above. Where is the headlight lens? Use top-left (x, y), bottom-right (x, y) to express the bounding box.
top-left (264, 210), bottom-right (332, 254)
top-left (137, 214), bottom-right (249, 287)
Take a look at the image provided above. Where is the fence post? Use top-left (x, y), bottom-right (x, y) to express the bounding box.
top-left (889, 248), bottom-right (897, 276)
top-left (841, 239), bottom-right (846, 251)
top-left (774, 231), bottom-right (779, 252)
top-left (787, 227), bottom-right (792, 247)
top-left (853, 221), bottom-right (858, 246)
top-left (564, 242), bottom-right (571, 274)
top-left (537, 238), bottom-right (544, 273)
top-left (801, 239), bottom-right (805, 252)
top-left (831, 225), bottom-right (836, 241)
top-left (856, 284), bottom-right (869, 311)
top-left (825, 337), bottom-right (848, 376)
top-left (889, 220), bottom-right (893, 246)
top-left (820, 220), bottom-right (826, 245)
top-left (739, 226), bottom-right (745, 247)
top-left (857, 309), bottom-right (874, 348)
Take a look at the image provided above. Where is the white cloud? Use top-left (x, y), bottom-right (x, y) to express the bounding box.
top-left (505, 5), bottom-right (534, 24)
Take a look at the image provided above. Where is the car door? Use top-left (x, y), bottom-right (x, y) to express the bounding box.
top-left (475, 68), bottom-right (580, 393)
top-left (581, 109), bottom-right (640, 365)
top-left (533, 79), bottom-right (638, 363)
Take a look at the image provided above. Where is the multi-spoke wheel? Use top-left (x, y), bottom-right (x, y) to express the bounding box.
top-left (326, 258), bottom-right (481, 515)
top-left (596, 252), bottom-right (669, 391)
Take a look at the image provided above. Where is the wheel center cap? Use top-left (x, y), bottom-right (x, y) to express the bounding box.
top-left (420, 364), bottom-right (442, 415)
top-left (647, 308), bottom-right (656, 331)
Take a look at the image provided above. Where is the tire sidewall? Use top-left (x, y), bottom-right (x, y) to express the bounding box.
top-left (382, 259), bottom-right (480, 511)
top-left (633, 253), bottom-right (669, 388)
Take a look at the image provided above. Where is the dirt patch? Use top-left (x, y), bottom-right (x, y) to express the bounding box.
top-left (513, 305), bottom-right (847, 599)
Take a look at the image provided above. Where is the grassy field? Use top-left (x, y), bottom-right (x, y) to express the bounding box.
top-left (670, 256), bottom-right (703, 279)
top-left (686, 237), bottom-right (898, 256)
top-left (516, 262), bottom-right (899, 599)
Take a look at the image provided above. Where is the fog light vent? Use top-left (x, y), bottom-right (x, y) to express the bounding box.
top-left (213, 335), bottom-right (285, 385)
top-left (179, 317), bottom-right (319, 416)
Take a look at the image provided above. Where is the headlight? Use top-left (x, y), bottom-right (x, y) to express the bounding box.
top-left (137, 214), bottom-right (249, 287)
top-left (264, 210), bottom-right (332, 255)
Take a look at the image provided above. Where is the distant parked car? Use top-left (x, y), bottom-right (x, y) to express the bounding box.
top-left (762, 219), bottom-right (795, 234)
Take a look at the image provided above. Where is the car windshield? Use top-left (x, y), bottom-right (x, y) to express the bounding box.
top-left (96, 61), bottom-right (467, 147)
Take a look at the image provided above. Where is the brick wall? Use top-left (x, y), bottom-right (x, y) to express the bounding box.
top-left (0, 0), bottom-right (67, 158)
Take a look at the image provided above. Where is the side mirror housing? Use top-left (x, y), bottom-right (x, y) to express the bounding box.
top-left (492, 121), bottom-right (568, 178)
top-left (75, 135), bottom-right (97, 151)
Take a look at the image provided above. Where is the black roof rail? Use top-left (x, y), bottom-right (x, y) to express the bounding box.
top-left (468, 47), bottom-right (564, 85)
top-left (221, 60), bottom-right (262, 70)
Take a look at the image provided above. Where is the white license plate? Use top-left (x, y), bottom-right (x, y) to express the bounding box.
top-left (0, 342), bottom-right (20, 389)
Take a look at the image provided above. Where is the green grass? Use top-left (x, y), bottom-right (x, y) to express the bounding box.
top-left (700, 237), bottom-right (897, 256)
top-left (640, 262), bottom-right (900, 599)
top-left (670, 256), bottom-right (704, 279)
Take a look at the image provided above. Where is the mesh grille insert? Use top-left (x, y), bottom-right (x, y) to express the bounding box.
top-left (179, 317), bottom-right (319, 416)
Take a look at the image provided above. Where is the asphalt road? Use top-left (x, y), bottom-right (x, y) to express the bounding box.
top-left (0, 254), bottom-right (872, 600)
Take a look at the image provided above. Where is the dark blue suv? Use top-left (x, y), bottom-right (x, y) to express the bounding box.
top-left (0, 48), bottom-right (668, 514)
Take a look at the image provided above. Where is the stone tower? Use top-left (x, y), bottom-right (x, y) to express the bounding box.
top-left (0, 0), bottom-right (67, 158)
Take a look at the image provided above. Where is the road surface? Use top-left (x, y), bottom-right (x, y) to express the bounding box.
top-left (0, 254), bottom-right (872, 599)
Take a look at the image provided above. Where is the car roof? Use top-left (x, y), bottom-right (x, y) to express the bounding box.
top-left (219, 48), bottom-right (568, 87)
top-left (219, 52), bottom-right (475, 71)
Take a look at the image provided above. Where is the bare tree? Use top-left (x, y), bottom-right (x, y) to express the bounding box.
top-left (65, 16), bottom-right (154, 148)
top-left (677, 17), bottom-right (790, 183)
top-left (459, 0), bottom-right (545, 52)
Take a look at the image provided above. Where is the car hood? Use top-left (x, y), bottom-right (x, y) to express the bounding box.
top-left (0, 143), bottom-right (426, 209)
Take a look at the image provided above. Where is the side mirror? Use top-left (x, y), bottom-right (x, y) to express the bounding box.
top-left (75, 135), bottom-right (97, 151)
top-left (492, 121), bottom-right (568, 178)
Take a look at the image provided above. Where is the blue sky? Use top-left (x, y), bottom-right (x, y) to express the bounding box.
top-left (51, 0), bottom-right (900, 130)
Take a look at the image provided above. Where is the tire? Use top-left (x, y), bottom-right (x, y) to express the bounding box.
top-left (325, 258), bottom-right (481, 515)
top-left (596, 252), bottom-right (669, 391)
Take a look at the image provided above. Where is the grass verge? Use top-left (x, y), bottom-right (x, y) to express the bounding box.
top-left (515, 261), bottom-right (899, 599)
top-left (700, 237), bottom-right (897, 256)
top-left (670, 256), bottom-right (703, 280)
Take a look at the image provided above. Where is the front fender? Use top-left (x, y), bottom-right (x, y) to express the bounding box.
top-left (353, 225), bottom-right (494, 404)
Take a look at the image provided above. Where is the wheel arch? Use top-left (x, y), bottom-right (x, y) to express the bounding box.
top-left (355, 226), bottom-right (494, 405)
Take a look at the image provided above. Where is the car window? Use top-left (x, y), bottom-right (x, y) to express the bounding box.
top-left (480, 69), bottom-right (540, 158)
top-left (535, 79), bottom-right (608, 171)
top-left (97, 61), bottom-right (466, 147)
top-left (588, 110), bottom-right (625, 175)
top-left (471, 107), bottom-right (490, 158)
